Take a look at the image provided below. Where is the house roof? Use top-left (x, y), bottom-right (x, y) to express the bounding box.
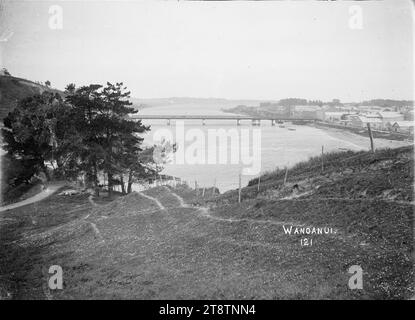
top-left (324, 112), bottom-right (345, 116)
top-left (392, 121), bottom-right (414, 127)
top-left (377, 112), bottom-right (403, 118)
top-left (366, 118), bottom-right (383, 123)
top-left (294, 105), bottom-right (321, 111)
top-left (351, 115), bottom-right (382, 123)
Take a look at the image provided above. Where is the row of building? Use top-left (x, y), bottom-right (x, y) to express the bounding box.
top-left (320, 111), bottom-right (414, 134)
top-left (256, 103), bottom-right (413, 134)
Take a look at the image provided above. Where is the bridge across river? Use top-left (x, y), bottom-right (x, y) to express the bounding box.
top-left (129, 114), bottom-right (316, 126)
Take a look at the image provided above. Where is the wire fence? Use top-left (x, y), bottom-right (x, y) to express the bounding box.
top-left (112, 144), bottom-right (413, 203)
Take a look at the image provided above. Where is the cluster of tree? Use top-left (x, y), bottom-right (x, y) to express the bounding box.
top-left (2, 82), bottom-right (166, 197)
top-left (276, 98), bottom-right (325, 107)
top-left (307, 100), bottom-right (323, 107)
top-left (325, 99), bottom-right (343, 107)
top-left (277, 98), bottom-right (308, 106)
top-left (359, 99), bottom-right (413, 108)
top-left (0, 68), bottom-right (11, 76)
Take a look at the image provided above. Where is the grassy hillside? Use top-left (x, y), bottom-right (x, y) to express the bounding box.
top-left (0, 147), bottom-right (413, 299)
top-left (212, 146), bottom-right (413, 205)
top-left (0, 75), bottom-right (61, 119)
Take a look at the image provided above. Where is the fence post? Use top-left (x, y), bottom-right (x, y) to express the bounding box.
top-left (238, 173), bottom-right (242, 203)
top-left (202, 187), bottom-right (205, 197)
top-left (257, 175), bottom-right (261, 193)
top-left (321, 145), bottom-right (324, 173)
top-left (195, 181), bottom-right (198, 196)
top-left (367, 123), bottom-right (375, 153)
top-left (284, 166), bottom-right (288, 185)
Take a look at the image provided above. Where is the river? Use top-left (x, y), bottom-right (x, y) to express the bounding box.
top-left (134, 102), bottom-right (367, 192)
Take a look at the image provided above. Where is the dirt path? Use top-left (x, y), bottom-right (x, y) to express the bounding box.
top-left (0, 183), bottom-right (64, 213)
top-left (165, 187), bottom-right (189, 208)
top-left (168, 187), bottom-right (306, 227)
top-left (88, 195), bottom-right (98, 207)
top-left (138, 192), bottom-right (166, 210)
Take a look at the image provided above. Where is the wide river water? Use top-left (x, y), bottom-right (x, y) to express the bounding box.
top-left (137, 103), bottom-right (365, 192)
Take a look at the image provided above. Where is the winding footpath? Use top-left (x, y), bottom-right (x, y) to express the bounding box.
top-left (0, 183), bottom-right (64, 213)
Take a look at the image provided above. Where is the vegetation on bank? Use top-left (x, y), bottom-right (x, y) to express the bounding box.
top-left (200, 146), bottom-right (413, 205)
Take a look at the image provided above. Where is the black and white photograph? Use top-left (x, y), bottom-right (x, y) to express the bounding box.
top-left (0, 0), bottom-right (414, 304)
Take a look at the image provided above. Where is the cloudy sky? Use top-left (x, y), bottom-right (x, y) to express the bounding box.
top-left (1, 0), bottom-right (413, 102)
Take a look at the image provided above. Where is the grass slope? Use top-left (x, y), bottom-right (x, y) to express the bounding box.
top-left (0, 147), bottom-right (413, 299)
top-left (0, 75), bottom-right (61, 119)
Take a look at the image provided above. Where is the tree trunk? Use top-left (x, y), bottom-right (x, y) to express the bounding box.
top-left (41, 163), bottom-right (50, 181)
top-left (120, 175), bottom-right (126, 194)
top-left (366, 123), bottom-right (375, 153)
top-left (106, 127), bottom-right (113, 198)
top-left (93, 161), bottom-right (99, 196)
top-left (107, 172), bottom-right (113, 198)
top-left (127, 170), bottom-right (133, 194)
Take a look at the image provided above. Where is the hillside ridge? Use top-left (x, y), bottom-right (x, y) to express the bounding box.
top-left (0, 75), bottom-right (62, 119)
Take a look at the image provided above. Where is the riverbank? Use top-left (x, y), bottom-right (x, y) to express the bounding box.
top-left (308, 122), bottom-right (413, 151)
top-left (222, 105), bottom-right (413, 150)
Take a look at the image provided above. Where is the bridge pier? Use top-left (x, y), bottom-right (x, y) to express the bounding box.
top-left (129, 115), bottom-right (314, 125)
top-left (202, 119), bottom-right (205, 126)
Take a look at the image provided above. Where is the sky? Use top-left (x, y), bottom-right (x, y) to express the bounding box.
top-left (1, 0), bottom-right (414, 102)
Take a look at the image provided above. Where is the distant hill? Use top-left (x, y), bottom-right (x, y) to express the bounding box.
top-left (359, 99), bottom-right (413, 108)
top-left (0, 75), bottom-right (62, 119)
top-left (130, 97), bottom-right (266, 109)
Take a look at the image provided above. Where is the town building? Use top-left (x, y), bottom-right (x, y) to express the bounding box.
top-left (348, 115), bottom-right (383, 130)
top-left (322, 111), bottom-right (345, 122)
top-left (391, 121), bottom-right (414, 134)
top-left (376, 111), bottom-right (404, 122)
